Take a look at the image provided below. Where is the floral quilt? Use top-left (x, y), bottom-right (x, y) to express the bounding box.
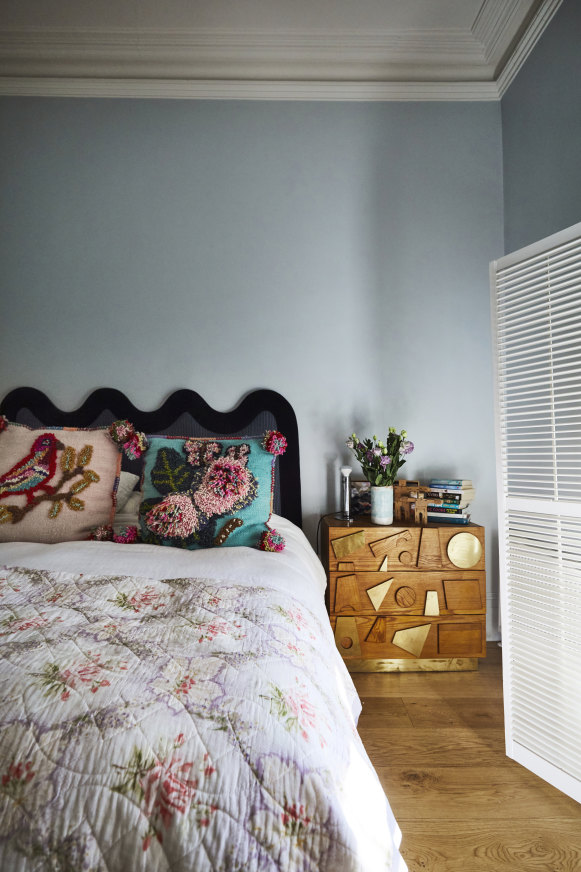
top-left (0, 564), bottom-right (402, 871)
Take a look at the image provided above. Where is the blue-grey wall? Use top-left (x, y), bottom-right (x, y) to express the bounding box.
top-left (0, 98), bottom-right (503, 635)
top-left (502, 0), bottom-right (581, 254)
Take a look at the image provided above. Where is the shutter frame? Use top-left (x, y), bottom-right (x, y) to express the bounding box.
top-left (491, 221), bottom-right (581, 805)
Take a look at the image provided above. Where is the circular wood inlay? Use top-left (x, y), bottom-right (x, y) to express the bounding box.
top-left (398, 550), bottom-right (413, 565)
top-left (395, 586), bottom-right (416, 607)
top-left (447, 532), bottom-right (482, 568)
top-left (341, 637), bottom-right (353, 649)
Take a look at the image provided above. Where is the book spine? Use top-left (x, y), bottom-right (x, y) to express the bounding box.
top-left (430, 480), bottom-right (470, 487)
top-left (426, 505), bottom-right (466, 514)
top-left (427, 514), bottom-right (471, 525)
top-left (425, 491), bottom-right (462, 502)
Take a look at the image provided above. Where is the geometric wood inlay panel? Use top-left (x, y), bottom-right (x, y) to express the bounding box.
top-left (334, 617), bottom-right (361, 657)
top-left (331, 530), bottom-right (366, 560)
top-left (438, 622), bottom-right (482, 656)
top-left (417, 526), bottom-right (443, 569)
top-left (442, 579), bottom-right (482, 611)
top-left (392, 624), bottom-right (431, 657)
top-left (424, 590), bottom-right (440, 616)
top-left (366, 578), bottom-right (394, 611)
top-left (334, 574), bottom-right (361, 613)
top-left (369, 530), bottom-right (412, 559)
top-left (447, 532), bottom-right (482, 568)
top-left (395, 586), bottom-right (416, 608)
top-left (365, 618), bottom-right (387, 643)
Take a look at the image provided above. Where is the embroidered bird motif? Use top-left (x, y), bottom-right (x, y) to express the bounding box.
top-left (0, 433), bottom-right (65, 504)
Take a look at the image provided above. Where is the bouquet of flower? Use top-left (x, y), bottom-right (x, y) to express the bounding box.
top-left (346, 428), bottom-right (414, 487)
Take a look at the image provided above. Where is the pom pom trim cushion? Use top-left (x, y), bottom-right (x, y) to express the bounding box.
top-left (0, 419), bottom-right (122, 544)
top-left (139, 433), bottom-right (285, 550)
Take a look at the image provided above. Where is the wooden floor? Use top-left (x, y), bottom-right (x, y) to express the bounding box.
top-left (352, 643), bottom-right (581, 872)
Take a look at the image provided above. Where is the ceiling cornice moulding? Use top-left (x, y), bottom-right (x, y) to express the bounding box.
top-left (0, 0), bottom-right (562, 101)
top-left (0, 76), bottom-right (501, 102)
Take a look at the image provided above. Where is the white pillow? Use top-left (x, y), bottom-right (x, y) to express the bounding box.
top-left (115, 471), bottom-right (140, 513)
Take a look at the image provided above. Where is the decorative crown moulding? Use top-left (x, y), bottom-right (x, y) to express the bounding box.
top-left (0, 0), bottom-right (563, 101)
top-left (0, 77), bottom-right (501, 102)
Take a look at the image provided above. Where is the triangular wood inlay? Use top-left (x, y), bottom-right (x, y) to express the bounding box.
top-left (379, 556), bottom-right (389, 571)
top-left (392, 624), bottom-right (431, 657)
top-left (365, 618), bottom-right (386, 643)
top-left (366, 578), bottom-right (393, 611)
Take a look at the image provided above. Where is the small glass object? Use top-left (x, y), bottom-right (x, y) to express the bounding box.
top-left (336, 465), bottom-right (352, 520)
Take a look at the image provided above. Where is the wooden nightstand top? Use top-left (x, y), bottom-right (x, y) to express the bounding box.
top-left (322, 513), bottom-right (483, 531)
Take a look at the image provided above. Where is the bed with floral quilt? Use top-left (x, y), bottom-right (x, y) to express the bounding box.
top-left (0, 515), bottom-right (407, 872)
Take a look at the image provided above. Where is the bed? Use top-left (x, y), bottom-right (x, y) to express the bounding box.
top-left (0, 387), bottom-right (407, 872)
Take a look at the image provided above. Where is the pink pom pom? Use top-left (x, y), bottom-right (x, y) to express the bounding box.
top-left (112, 525), bottom-right (138, 544)
top-left (263, 430), bottom-right (287, 456)
top-left (108, 419), bottom-right (135, 445)
top-left (123, 432), bottom-right (148, 460)
top-left (260, 529), bottom-right (286, 552)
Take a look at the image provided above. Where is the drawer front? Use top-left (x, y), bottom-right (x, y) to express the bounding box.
top-left (332, 615), bottom-right (486, 660)
top-left (327, 524), bottom-right (485, 573)
top-left (330, 570), bottom-right (486, 617)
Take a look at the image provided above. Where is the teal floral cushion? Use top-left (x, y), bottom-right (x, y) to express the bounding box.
top-left (138, 432), bottom-right (287, 550)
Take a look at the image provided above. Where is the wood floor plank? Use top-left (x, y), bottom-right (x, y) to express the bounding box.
top-left (356, 696), bottom-right (414, 728)
top-left (350, 643), bottom-right (581, 870)
top-left (352, 670), bottom-right (503, 699)
top-left (376, 764), bottom-right (581, 820)
top-left (402, 696), bottom-right (505, 729)
top-left (400, 821), bottom-right (581, 872)
top-left (356, 726), bottom-right (506, 767)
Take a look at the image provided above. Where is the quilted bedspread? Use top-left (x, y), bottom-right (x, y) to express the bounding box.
top-left (0, 562), bottom-right (402, 871)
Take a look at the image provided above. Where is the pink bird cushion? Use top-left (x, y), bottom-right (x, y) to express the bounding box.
top-left (0, 419), bottom-right (122, 543)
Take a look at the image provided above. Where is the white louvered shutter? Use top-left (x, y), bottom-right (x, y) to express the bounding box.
top-left (491, 221), bottom-right (581, 804)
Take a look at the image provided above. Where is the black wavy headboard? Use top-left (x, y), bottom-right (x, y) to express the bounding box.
top-left (0, 387), bottom-right (302, 529)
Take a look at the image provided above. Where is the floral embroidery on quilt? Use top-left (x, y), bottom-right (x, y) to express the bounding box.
top-left (0, 435), bottom-right (101, 526)
top-left (111, 733), bottom-right (218, 851)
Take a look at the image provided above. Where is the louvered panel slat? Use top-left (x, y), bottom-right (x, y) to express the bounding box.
top-left (492, 222), bottom-right (581, 804)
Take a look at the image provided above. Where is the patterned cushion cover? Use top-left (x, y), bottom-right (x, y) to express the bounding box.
top-left (139, 434), bottom-right (284, 550)
top-left (0, 418), bottom-right (121, 543)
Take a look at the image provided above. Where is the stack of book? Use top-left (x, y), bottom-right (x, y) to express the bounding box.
top-left (426, 479), bottom-right (475, 525)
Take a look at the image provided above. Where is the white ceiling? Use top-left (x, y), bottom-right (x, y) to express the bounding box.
top-left (0, 0), bottom-right (563, 100)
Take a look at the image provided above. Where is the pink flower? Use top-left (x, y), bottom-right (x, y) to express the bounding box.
top-left (194, 459), bottom-right (251, 515)
top-left (146, 494), bottom-right (199, 538)
top-left (184, 439), bottom-right (204, 466)
top-left (141, 753), bottom-right (199, 832)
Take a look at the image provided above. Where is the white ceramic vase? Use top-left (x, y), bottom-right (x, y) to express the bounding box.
top-left (370, 485), bottom-right (394, 525)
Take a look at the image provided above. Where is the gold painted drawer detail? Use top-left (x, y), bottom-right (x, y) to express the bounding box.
top-left (331, 615), bottom-right (486, 660)
top-left (328, 524), bottom-right (485, 572)
top-left (321, 515), bottom-right (487, 670)
top-left (330, 570), bottom-right (485, 617)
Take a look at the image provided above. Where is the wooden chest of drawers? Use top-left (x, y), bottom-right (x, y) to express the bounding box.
top-left (321, 515), bottom-right (486, 672)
